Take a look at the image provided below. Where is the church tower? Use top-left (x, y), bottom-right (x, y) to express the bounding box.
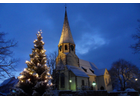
top-left (56, 7), bottom-right (79, 68)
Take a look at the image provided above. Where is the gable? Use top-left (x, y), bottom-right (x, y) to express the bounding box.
top-left (94, 68), bottom-right (106, 76)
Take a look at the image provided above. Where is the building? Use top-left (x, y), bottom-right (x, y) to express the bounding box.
top-left (0, 77), bottom-right (18, 95)
top-left (54, 8), bottom-right (112, 92)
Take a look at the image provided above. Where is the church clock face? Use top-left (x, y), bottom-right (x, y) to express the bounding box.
top-left (70, 45), bottom-right (74, 51)
top-left (59, 46), bottom-right (62, 51)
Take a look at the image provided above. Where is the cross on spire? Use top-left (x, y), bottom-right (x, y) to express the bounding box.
top-left (65, 3), bottom-right (67, 11)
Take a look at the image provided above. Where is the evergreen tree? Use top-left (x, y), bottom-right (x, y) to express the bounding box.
top-left (10, 30), bottom-right (53, 96)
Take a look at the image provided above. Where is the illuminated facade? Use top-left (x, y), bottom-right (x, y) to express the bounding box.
top-left (55, 8), bottom-right (112, 92)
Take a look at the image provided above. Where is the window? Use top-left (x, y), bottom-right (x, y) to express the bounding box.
top-left (61, 73), bottom-right (65, 88)
top-left (59, 46), bottom-right (62, 51)
top-left (70, 45), bottom-right (74, 51)
top-left (82, 80), bottom-right (84, 86)
top-left (65, 45), bottom-right (68, 50)
top-left (89, 68), bottom-right (94, 74)
top-left (81, 67), bottom-right (87, 72)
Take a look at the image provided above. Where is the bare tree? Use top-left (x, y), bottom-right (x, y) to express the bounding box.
top-left (131, 19), bottom-right (140, 54)
top-left (109, 59), bottom-right (140, 91)
top-left (46, 51), bottom-right (57, 75)
top-left (0, 32), bottom-right (18, 79)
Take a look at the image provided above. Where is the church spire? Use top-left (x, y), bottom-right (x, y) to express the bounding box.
top-left (58, 6), bottom-right (75, 45)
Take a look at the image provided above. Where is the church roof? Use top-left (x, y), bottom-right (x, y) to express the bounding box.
top-left (66, 65), bottom-right (89, 77)
top-left (66, 59), bottom-right (107, 77)
top-left (79, 59), bottom-right (98, 76)
top-left (58, 8), bottom-right (75, 45)
top-left (79, 59), bottom-right (107, 76)
top-left (94, 68), bottom-right (106, 76)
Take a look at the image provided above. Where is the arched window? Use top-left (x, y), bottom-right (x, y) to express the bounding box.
top-left (61, 73), bottom-right (65, 88)
top-left (59, 46), bottom-right (62, 51)
top-left (82, 80), bottom-right (84, 86)
top-left (65, 45), bottom-right (68, 50)
top-left (70, 45), bottom-right (74, 51)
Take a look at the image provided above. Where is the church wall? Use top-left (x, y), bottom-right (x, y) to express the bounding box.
top-left (104, 70), bottom-right (112, 92)
top-left (70, 71), bottom-right (76, 91)
top-left (58, 69), bottom-right (69, 90)
top-left (66, 53), bottom-right (79, 67)
top-left (56, 52), bottom-right (66, 66)
top-left (76, 77), bottom-right (89, 90)
top-left (88, 75), bottom-right (97, 90)
top-left (96, 75), bottom-right (105, 90)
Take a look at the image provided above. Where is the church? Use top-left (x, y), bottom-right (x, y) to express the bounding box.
top-left (54, 8), bottom-right (112, 92)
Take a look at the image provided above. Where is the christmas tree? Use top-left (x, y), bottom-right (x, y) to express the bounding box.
top-left (10, 30), bottom-right (53, 96)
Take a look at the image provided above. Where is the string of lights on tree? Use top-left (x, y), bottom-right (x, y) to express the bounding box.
top-left (11, 30), bottom-right (54, 96)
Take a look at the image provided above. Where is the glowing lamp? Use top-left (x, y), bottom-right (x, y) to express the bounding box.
top-left (69, 80), bottom-right (72, 83)
top-left (92, 82), bottom-right (96, 86)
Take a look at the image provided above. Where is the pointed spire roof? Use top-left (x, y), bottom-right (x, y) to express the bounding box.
top-left (58, 7), bottom-right (75, 45)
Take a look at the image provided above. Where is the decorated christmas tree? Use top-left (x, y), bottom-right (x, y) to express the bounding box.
top-left (10, 30), bottom-right (53, 96)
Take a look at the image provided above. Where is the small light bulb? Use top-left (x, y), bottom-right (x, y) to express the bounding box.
top-left (25, 60), bottom-right (29, 63)
top-left (50, 76), bottom-right (52, 79)
top-left (24, 68), bottom-right (26, 71)
top-left (36, 74), bottom-right (39, 77)
top-left (19, 75), bottom-right (24, 79)
top-left (47, 72), bottom-right (50, 75)
top-left (28, 79), bottom-right (30, 81)
top-left (44, 80), bottom-right (47, 82)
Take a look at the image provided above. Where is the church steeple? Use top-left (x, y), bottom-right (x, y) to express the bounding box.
top-left (56, 7), bottom-right (79, 68)
top-left (58, 6), bottom-right (75, 45)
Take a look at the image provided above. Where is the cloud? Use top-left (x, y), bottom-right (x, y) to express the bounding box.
top-left (76, 32), bottom-right (108, 54)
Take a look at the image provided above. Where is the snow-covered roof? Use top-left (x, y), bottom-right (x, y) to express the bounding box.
top-left (58, 9), bottom-right (75, 45)
top-left (79, 59), bottom-right (98, 70)
top-left (79, 59), bottom-right (97, 76)
top-left (66, 65), bottom-right (89, 77)
top-left (79, 59), bottom-right (107, 76)
top-left (0, 77), bottom-right (18, 87)
top-left (94, 68), bottom-right (106, 76)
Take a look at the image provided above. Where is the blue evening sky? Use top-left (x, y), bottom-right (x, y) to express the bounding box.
top-left (0, 2), bottom-right (140, 82)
